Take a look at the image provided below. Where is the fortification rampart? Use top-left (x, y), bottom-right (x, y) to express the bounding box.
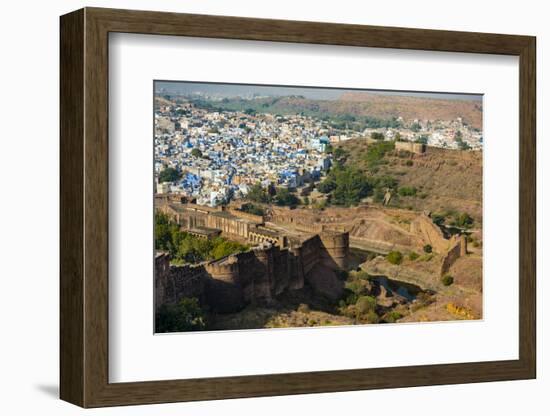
top-left (155, 230), bottom-right (350, 314)
top-left (395, 141), bottom-right (426, 154)
top-left (440, 234), bottom-right (468, 276)
top-left (410, 214), bottom-right (449, 253)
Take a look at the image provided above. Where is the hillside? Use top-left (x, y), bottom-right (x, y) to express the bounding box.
top-left (339, 92), bottom-right (482, 129)
top-left (188, 93), bottom-right (482, 129)
top-left (337, 139), bottom-right (483, 223)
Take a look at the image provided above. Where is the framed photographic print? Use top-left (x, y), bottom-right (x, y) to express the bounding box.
top-left (60, 7), bottom-right (536, 408)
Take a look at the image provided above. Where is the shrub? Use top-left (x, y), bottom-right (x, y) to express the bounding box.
top-left (441, 275), bottom-right (454, 286)
top-left (363, 311), bottom-right (380, 324)
top-left (383, 311), bottom-right (403, 323)
top-left (387, 250), bottom-right (403, 265)
top-left (408, 251), bottom-right (419, 261)
top-left (405, 160), bottom-right (414, 166)
top-left (356, 296), bottom-right (377, 315)
top-left (398, 186), bottom-right (417, 197)
top-left (240, 203), bottom-right (265, 216)
top-left (354, 270), bottom-right (371, 280)
top-left (423, 244), bottom-right (433, 253)
top-left (275, 188), bottom-right (300, 206)
top-left (452, 212), bottom-right (474, 228)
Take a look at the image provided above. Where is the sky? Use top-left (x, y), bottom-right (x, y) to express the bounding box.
top-left (154, 80), bottom-right (483, 101)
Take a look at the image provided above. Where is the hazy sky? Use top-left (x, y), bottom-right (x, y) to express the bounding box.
top-left (155, 80), bottom-right (483, 101)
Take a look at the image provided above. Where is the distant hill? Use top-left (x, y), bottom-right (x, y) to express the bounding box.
top-left (187, 93), bottom-right (482, 129)
top-left (338, 92), bottom-right (482, 129)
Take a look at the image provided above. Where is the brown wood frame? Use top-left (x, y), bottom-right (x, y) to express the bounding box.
top-left (60, 7), bottom-right (536, 408)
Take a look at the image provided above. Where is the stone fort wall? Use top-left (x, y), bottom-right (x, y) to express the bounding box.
top-left (155, 230), bottom-right (349, 313)
top-left (440, 234), bottom-right (468, 276)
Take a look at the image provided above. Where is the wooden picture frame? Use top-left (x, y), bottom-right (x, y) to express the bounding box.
top-left (60, 7), bottom-right (536, 408)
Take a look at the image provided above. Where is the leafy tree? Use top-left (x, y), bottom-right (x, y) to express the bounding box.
top-left (191, 148), bottom-right (203, 158)
top-left (333, 147), bottom-right (346, 159)
top-left (356, 296), bottom-right (377, 315)
top-left (441, 275), bottom-right (454, 286)
top-left (247, 183), bottom-right (271, 203)
top-left (370, 132), bottom-right (385, 141)
top-left (329, 166), bottom-right (371, 206)
top-left (240, 203), bottom-right (265, 216)
top-left (423, 244), bottom-right (433, 254)
top-left (210, 239), bottom-right (248, 260)
top-left (317, 178), bottom-right (336, 194)
top-left (275, 188), bottom-right (300, 206)
top-left (158, 167), bottom-right (181, 183)
top-left (365, 141), bottom-right (395, 169)
top-left (387, 251), bottom-right (403, 265)
top-left (452, 212), bottom-right (474, 228)
top-left (155, 298), bottom-right (207, 333)
top-left (411, 122), bottom-right (421, 132)
top-left (154, 212), bottom-right (179, 255)
top-left (155, 212), bottom-right (248, 263)
top-left (431, 212), bottom-right (446, 226)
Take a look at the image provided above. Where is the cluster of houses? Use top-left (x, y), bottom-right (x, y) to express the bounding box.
top-left (155, 104), bottom-right (333, 206)
top-left (154, 97), bottom-right (482, 207)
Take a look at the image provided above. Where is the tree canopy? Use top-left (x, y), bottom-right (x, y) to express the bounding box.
top-left (191, 148), bottom-right (203, 158)
top-left (155, 298), bottom-right (206, 333)
top-left (275, 188), bottom-right (300, 207)
top-left (155, 212), bottom-right (248, 263)
top-left (246, 183), bottom-right (272, 204)
top-left (158, 167), bottom-right (181, 183)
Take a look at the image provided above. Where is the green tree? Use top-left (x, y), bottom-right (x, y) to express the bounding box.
top-left (356, 296), bottom-right (377, 315)
top-left (158, 167), bottom-right (181, 183)
top-left (155, 298), bottom-right (207, 333)
top-left (240, 203), bottom-right (265, 216)
top-left (452, 212), bottom-right (474, 228)
top-left (247, 183), bottom-right (271, 203)
top-left (275, 188), bottom-right (300, 206)
top-left (329, 166), bottom-right (371, 206)
top-left (365, 141), bottom-right (395, 169)
top-left (317, 178), bottom-right (337, 194)
top-left (370, 132), bottom-right (385, 141)
top-left (387, 251), bottom-right (403, 265)
top-left (423, 244), bottom-right (433, 253)
top-left (154, 212), bottom-right (179, 255)
top-left (333, 147), bottom-right (346, 159)
top-left (191, 148), bottom-right (203, 158)
top-left (441, 275), bottom-right (454, 286)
